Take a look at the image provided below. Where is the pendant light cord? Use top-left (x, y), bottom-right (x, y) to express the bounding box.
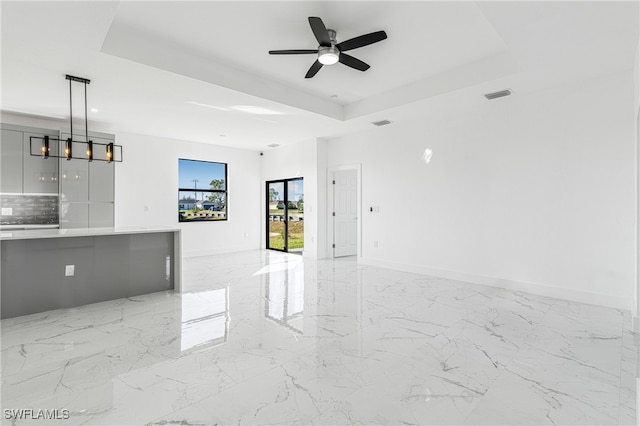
top-left (84, 81), bottom-right (88, 143)
top-left (69, 77), bottom-right (73, 142)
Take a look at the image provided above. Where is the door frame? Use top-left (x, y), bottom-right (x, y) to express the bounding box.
top-left (266, 177), bottom-right (304, 253)
top-left (327, 164), bottom-right (362, 259)
top-left (635, 104), bottom-right (640, 324)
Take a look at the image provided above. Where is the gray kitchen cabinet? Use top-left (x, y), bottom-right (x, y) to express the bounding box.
top-left (59, 131), bottom-right (115, 228)
top-left (1, 124), bottom-right (116, 229)
top-left (89, 202), bottom-right (114, 228)
top-left (89, 136), bottom-right (115, 203)
top-left (23, 131), bottom-right (60, 194)
top-left (60, 201), bottom-right (89, 228)
top-left (59, 155), bottom-right (89, 202)
top-left (1, 129), bottom-right (23, 193)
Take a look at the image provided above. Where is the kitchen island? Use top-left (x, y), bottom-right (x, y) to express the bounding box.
top-left (0, 226), bottom-right (181, 319)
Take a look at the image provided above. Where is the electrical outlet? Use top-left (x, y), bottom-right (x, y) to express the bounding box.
top-left (65, 265), bottom-right (75, 277)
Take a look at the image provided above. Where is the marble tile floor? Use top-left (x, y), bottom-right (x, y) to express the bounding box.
top-left (1, 250), bottom-right (638, 425)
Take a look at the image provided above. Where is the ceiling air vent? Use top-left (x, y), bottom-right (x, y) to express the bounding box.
top-left (484, 89), bottom-right (512, 100)
top-left (371, 120), bottom-right (392, 126)
top-left (267, 144), bottom-right (280, 148)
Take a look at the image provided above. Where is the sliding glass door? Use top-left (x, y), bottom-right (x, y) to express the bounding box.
top-left (266, 178), bottom-right (304, 253)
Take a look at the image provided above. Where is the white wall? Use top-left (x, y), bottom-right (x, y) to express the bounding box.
top-left (115, 132), bottom-right (261, 257)
top-left (261, 138), bottom-right (327, 259)
top-left (327, 70), bottom-right (637, 310)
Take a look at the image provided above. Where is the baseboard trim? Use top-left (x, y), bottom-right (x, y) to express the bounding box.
top-left (183, 245), bottom-right (258, 259)
top-left (359, 257), bottom-right (630, 311)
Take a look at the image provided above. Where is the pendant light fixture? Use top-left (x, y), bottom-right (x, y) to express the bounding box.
top-left (29, 75), bottom-right (123, 162)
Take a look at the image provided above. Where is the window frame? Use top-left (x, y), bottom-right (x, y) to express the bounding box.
top-left (178, 158), bottom-right (228, 223)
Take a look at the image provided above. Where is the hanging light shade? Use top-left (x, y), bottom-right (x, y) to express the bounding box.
top-left (106, 143), bottom-right (114, 163)
top-left (87, 140), bottom-right (93, 162)
top-left (41, 136), bottom-right (50, 158)
top-left (65, 138), bottom-right (72, 160)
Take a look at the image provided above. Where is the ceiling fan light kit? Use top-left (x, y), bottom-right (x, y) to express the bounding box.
top-left (318, 46), bottom-right (339, 65)
top-left (269, 16), bottom-right (387, 78)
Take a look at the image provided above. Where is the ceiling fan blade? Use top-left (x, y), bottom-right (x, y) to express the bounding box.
top-left (305, 60), bottom-right (323, 78)
top-left (337, 30), bottom-right (387, 52)
top-left (269, 49), bottom-right (318, 55)
top-left (339, 53), bottom-right (370, 72)
top-left (308, 17), bottom-right (331, 47)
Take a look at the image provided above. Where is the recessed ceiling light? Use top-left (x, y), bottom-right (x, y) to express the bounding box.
top-left (219, 134), bottom-right (226, 137)
top-left (267, 144), bottom-right (280, 148)
top-left (186, 101), bottom-right (229, 111)
top-left (90, 108), bottom-right (98, 113)
top-left (231, 106), bottom-right (284, 115)
top-left (330, 94), bottom-right (339, 98)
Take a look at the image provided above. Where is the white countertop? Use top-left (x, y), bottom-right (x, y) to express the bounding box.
top-left (0, 226), bottom-right (181, 241)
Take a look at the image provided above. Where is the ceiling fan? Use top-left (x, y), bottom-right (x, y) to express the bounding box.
top-left (269, 17), bottom-right (387, 78)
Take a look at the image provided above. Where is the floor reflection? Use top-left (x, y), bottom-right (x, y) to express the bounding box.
top-left (181, 286), bottom-right (229, 351)
top-left (263, 254), bottom-right (304, 334)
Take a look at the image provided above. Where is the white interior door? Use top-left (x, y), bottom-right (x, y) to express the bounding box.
top-left (333, 169), bottom-right (357, 257)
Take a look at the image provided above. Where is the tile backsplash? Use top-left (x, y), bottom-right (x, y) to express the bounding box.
top-left (0, 194), bottom-right (59, 226)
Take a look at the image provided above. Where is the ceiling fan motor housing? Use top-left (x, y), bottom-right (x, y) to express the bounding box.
top-left (326, 29), bottom-right (337, 44)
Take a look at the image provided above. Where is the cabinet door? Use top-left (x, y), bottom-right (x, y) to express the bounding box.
top-left (23, 132), bottom-right (59, 194)
top-left (89, 136), bottom-right (115, 203)
top-left (89, 202), bottom-right (114, 228)
top-left (60, 158), bottom-right (89, 202)
top-left (59, 132), bottom-right (89, 203)
top-left (60, 202), bottom-right (88, 228)
top-left (0, 129), bottom-right (23, 193)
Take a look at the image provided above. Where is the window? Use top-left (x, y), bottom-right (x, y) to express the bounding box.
top-left (178, 159), bottom-right (227, 222)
